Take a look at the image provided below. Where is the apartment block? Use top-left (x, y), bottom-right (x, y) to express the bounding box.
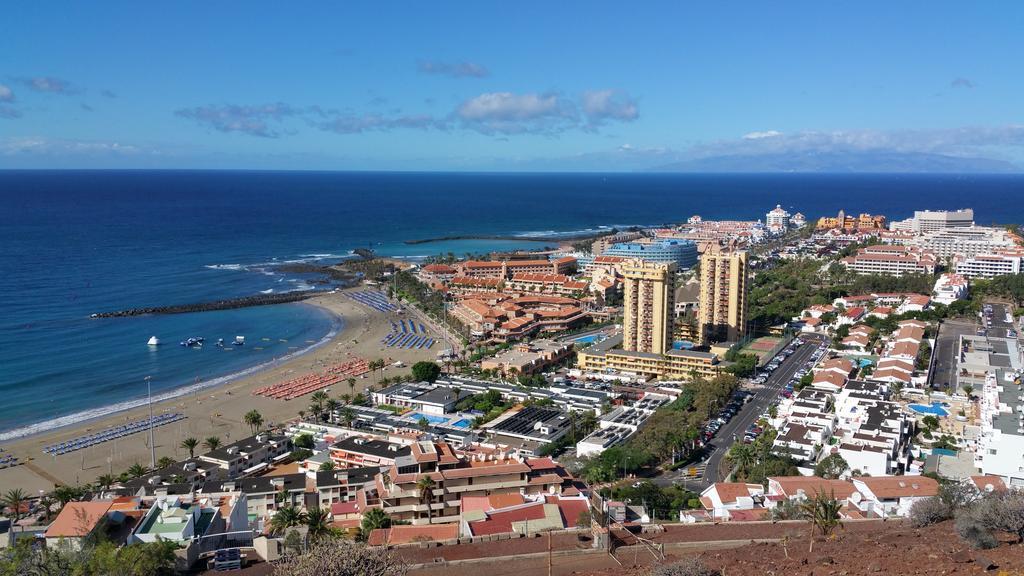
top-left (698, 248), bottom-right (748, 345)
top-left (622, 259), bottom-right (676, 355)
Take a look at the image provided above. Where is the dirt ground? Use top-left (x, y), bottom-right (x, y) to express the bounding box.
top-left (407, 521), bottom-right (1024, 576)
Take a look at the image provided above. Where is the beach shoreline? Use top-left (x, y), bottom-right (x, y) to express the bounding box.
top-left (0, 288), bottom-right (437, 493)
top-left (0, 300), bottom-right (345, 444)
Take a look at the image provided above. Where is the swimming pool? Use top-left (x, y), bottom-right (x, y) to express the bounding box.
top-left (450, 418), bottom-right (472, 429)
top-left (408, 413), bottom-right (450, 425)
top-left (908, 402), bottom-right (949, 417)
top-left (575, 334), bottom-right (601, 344)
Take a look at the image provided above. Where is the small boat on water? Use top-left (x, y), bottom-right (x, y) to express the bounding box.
top-left (216, 338), bottom-right (225, 347)
top-left (233, 336), bottom-right (245, 346)
top-left (180, 337), bottom-right (204, 347)
top-left (147, 336), bottom-right (160, 346)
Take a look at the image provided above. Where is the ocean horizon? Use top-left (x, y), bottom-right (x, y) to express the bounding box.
top-left (2, 170), bottom-right (1023, 439)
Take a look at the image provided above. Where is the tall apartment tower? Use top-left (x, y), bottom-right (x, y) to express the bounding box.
top-left (622, 260), bottom-right (676, 355)
top-left (698, 248), bottom-right (749, 345)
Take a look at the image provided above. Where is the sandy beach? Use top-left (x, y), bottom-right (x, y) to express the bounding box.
top-left (0, 289), bottom-right (448, 493)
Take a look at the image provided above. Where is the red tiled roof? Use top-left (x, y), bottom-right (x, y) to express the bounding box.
top-left (854, 476), bottom-right (938, 499)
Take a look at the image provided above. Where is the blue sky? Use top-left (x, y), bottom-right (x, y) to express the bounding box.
top-left (1, 1), bottom-right (1022, 170)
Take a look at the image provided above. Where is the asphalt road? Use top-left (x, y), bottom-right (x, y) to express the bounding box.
top-left (932, 318), bottom-right (976, 391)
top-left (655, 332), bottom-right (828, 490)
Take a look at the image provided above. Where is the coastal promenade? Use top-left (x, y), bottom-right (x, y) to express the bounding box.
top-left (0, 289), bottom-right (433, 493)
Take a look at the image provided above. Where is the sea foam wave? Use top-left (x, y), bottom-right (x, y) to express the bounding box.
top-left (0, 315), bottom-right (343, 442)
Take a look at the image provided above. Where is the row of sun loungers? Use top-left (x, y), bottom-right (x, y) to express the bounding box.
top-left (253, 358), bottom-right (369, 401)
top-left (43, 413), bottom-right (185, 456)
top-left (346, 290), bottom-right (397, 312)
top-left (0, 450), bottom-right (19, 468)
top-left (381, 331), bottom-right (434, 350)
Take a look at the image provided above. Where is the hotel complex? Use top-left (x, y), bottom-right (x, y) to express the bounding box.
top-left (697, 247), bottom-right (748, 345)
top-left (603, 239), bottom-right (698, 269)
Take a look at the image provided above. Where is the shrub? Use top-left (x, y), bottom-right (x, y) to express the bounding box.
top-left (909, 496), bottom-right (951, 527)
top-left (273, 540), bottom-right (407, 576)
top-left (651, 557), bottom-right (721, 576)
top-left (954, 491), bottom-right (1024, 548)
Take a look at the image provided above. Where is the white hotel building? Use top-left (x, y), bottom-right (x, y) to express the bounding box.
top-left (955, 252), bottom-right (1023, 278)
top-left (914, 226), bottom-right (1017, 260)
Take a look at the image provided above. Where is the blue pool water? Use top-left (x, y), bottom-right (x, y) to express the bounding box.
top-left (858, 358), bottom-right (874, 368)
top-left (408, 413), bottom-right (449, 425)
top-left (908, 402), bottom-right (949, 416)
top-left (450, 419), bottom-right (472, 429)
top-left (575, 334), bottom-right (601, 344)
top-left (673, 340), bottom-right (695, 350)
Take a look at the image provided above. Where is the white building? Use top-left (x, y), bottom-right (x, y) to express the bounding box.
top-left (840, 245), bottom-right (937, 277)
top-left (914, 226), bottom-right (1017, 260)
top-left (932, 273), bottom-right (970, 304)
top-left (850, 476), bottom-right (939, 517)
top-left (766, 204), bottom-right (791, 234)
top-left (955, 252), bottom-right (1023, 278)
top-left (890, 209), bottom-right (974, 234)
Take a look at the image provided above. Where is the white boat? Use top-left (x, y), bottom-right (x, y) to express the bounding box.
top-left (233, 336), bottom-right (245, 346)
top-left (147, 336), bottom-right (160, 346)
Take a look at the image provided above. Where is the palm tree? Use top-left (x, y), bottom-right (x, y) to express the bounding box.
top-left (340, 407), bottom-right (356, 428)
top-left (244, 410), bottom-right (264, 435)
top-left (127, 463), bottom-right (149, 478)
top-left (325, 399), bottom-right (340, 421)
top-left (416, 476), bottom-right (437, 524)
top-left (347, 377), bottom-right (357, 396)
top-left (727, 443), bottom-right (756, 479)
top-left (359, 507), bottom-right (392, 541)
top-left (269, 505), bottom-right (306, 536)
top-left (310, 391), bottom-right (329, 416)
top-left (319, 461), bottom-right (336, 472)
top-left (52, 485), bottom-right (84, 508)
top-left (37, 493), bottom-right (55, 523)
top-left (203, 436), bottom-right (222, 452)
top-left (95, 474), bottom-right (116, 491)
top-left (800, 490), bottom-right (842, 552)
top-left (305, 506), bottom-right (335, 542)
top-left (297, 410), bottom-right (306, 421)
top-left (157, 456), bottom-right (176, 469)
top-left (181, 437), bottom-right (199, 459)
top-left (3, 488), bottom-right (27, 523)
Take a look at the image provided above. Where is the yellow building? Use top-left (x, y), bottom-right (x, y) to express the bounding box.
top-left (621, 259), bottom-right (675, 355)
top-left (698, 248), bottom-right (748, 345)
top-left (576, 335), bottom-right (720, 380)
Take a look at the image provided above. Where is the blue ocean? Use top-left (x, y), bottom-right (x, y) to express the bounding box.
top-left (1, 171), bottom-right (1022, 439)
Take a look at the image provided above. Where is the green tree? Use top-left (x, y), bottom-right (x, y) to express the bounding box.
top-left (417, 417), bottom-right (431, 432)
top-left (203, 436), bottom-right (222, 452)
top-left (244, 409), bottom-right (264, 435)
top-left (3, 488), bottom-right (27, 523)
top-left (813, 454), bottom-right (849, 479)
top-left (294, 433), bottom-right (315, 449)
top-left (180, 437), bottom-right (199, 459)
top-left (347, 377), bottom-right (357, 395)
top-left (800, 491), bottom-right (842, 552)
top-left (156, 456), bottom-right (176, 469)
top-left (319, 461), bottom-right (336, 472)
top-left (359, 507), bottom-right (392, 541)
top-left (305, 506), bottom-right (336, 542)
top-left (341, 407), bottom-right (356, 428)
top-left (416, 476), bottom-right (437, 524)
top-left (126, 462), bottom-right (149, 478)
top-left (411, 361), bottom-right (441, 383)
top-left (269, 505), bottom-right (306, 536)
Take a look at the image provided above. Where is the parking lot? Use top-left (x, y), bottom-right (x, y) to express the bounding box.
top-left (656, 332), bottom-right (828, 490)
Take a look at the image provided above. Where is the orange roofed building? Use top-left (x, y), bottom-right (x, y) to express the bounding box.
top-left (458, 257), bottom-right (576, 279)
top-left (368, 441), bottom-right (580, 526)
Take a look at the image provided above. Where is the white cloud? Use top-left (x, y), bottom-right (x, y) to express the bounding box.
top-left (580, 89), bottom-right (639, 127)
top-left (742, 130), bottom-right (782, 140)
top-left (0, 84), bottom-right (14, 102)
